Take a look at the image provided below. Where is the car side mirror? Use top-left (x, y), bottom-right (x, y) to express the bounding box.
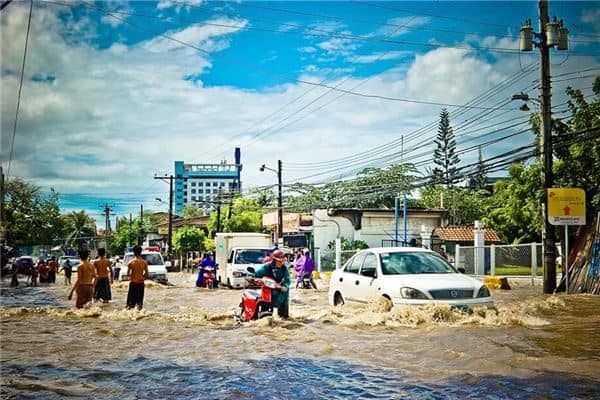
top-left (247, 267), bottom-right (255, 274)
top-left (457, 267), bottom-right (466, 274)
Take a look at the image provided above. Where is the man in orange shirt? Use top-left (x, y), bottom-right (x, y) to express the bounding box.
top-left (126, 245), bottom-right (149, 310)
top-left (93, 248), bottom-right (113, 303)
top-left (48, 256), bottom-right (59, 284)
top-left (68, 248), bottom-right (96, 308)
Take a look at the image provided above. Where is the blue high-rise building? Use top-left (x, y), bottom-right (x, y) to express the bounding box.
top-left (174, 148), bottom-right (242, 215)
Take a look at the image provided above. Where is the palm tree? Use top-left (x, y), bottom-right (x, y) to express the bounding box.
top-left (65, 210), bottom-right (96, 249)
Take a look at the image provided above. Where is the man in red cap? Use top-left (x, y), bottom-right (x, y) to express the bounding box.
top-left (253, 249), bottom-right (290, 319)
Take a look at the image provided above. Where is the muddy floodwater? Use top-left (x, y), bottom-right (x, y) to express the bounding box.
top-left (1, 273), bottom-right (599, 399)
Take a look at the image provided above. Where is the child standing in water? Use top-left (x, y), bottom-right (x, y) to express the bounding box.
top-left (68, 248), bottom-right (96, 308)
top-left (126, 245), bottom-right (149, 310)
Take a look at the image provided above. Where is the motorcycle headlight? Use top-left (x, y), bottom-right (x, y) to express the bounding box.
top-left (400, 287), bottom-right (428, 299)
top-left (477, 285), bottom-right (491, 298)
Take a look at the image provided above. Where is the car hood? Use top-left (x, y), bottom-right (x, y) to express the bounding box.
top-left (380, 273), bottom-right (483, 291)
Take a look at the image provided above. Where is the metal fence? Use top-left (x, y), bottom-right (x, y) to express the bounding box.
top-left (316, 248), bottom-right (359, 272)
top-left (456, 243), bottom-right (543, 277)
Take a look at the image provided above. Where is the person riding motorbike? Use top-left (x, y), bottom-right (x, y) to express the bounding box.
top-left (253, 249), bottom-right (290, 319)
top-left (294, 250), bottom-right (317, 289)
top-left (197, 252), bottom-right (218, 288)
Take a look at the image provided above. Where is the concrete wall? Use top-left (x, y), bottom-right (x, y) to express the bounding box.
top-left (313, 209), bottom-right (356, 251)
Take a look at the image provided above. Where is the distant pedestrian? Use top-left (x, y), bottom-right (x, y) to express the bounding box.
top-left (38, 260), bottom-right (49, 284)
top-left (126, 245), bottom-right (149, 310)
top-left (48, 257), bottom-right (59, 284)
top-left (59, 259), bottom-right (72, 285)
top-left (113, 257), bottom-right (121, 280)
top-left (29, 264), bottom-right (38, 287)
top-left (68, 248), bottom-right (96, 309)
top-left (93, 248), bottom-right (113, 303)
top-left (10, 260), bottom-right (19, 288)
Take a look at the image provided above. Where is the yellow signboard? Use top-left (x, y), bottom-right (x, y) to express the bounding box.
top-left (547, 188), bottom-right (586, 225)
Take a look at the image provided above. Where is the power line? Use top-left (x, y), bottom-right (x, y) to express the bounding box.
top-left (6, 0), bottom-right (33, 179)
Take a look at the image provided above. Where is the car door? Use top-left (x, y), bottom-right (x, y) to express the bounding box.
top-left (337, 252), bottom-right (365, 302)
top-left (355, 252), bottom-right (380, 302)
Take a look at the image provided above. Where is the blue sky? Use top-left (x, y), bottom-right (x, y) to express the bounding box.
top-left (1, 1), bottom-right (599, 229)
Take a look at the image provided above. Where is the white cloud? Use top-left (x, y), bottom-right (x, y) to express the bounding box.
top-left (348, 50), bottom-right (411, 64)
top-left (157, 0), bottom-right (203, 12)
top-left (298, 46), bottom-right (317, 53)
top-left (376, 16), bottom-right (431, 37)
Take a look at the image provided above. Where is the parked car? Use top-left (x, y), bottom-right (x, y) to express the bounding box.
top-left (118, 251), bottom-right (168, 284)
top-left (328, 247), bottom-right (493, 309)
top-left (14, 256), bottom-right (35, 275)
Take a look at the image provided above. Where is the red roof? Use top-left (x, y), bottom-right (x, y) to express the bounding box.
top-left (434, 226), bottom-right (502, 243)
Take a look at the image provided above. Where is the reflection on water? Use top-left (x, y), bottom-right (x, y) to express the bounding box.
top-left (1, 273), bottom-right (599, 398)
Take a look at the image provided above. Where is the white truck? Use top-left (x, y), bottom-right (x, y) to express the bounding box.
top-left (215, 232), bottom-right (272, 289)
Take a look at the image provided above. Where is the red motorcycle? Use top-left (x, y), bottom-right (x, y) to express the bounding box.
top-left (203, 265), bottom-right (218, 289)
top-left (238, 274), bottom-right (282, 321)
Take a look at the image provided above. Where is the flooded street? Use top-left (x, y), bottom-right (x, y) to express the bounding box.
top-left (1, 273), bottom-right (599, 399)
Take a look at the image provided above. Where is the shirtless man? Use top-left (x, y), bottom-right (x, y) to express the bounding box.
top-left (93, 248), bottom-right (113, 303)
top-left (126, 245), bottom-right (149, 310)
top-left (68, 248), bottom-right (96, 308)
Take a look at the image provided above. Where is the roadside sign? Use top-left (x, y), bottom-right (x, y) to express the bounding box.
top-left (548, 188), bottom-right (586, 226)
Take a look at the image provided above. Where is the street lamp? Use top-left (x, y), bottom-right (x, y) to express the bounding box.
top-left (260, 160), bottom-right (283, 243)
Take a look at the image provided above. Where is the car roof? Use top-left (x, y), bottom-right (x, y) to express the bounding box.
top-left (356, 247), bottom-right (434, 255)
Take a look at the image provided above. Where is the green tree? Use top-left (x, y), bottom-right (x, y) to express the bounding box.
top-left (63, 210), bottom-right (96, 249)
top-left (553, 77), bottom-right (600, 214)
top-left (418, 185), bottom-right (488, 226)
top-left (483, 163), bottom-right (542, 243)
top-left (3, 178), bottom-right (64, 249)
top-left (173, 226), bottom-right (205, 254)
top-left (182, 204), bottom-right (204, 219)
top-left (470, 146), bottom-right (487, 190)
top-left (208, 197), bottom-right (265, 234)
top-left (432, 108), bottom-right (461, 185)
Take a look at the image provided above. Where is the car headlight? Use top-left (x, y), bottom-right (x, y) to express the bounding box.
top-left (400, 287), bottom-right (428, 299)
top-left (477, 285), bottom-right (491, 298)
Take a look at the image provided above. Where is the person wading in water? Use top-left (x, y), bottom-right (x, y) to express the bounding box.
top-left (93, 248), bottom-right (113, 303)
top-left (126, 245), bottom-right (149, 310)
top-left (68, 248), bottom-right (96, 308)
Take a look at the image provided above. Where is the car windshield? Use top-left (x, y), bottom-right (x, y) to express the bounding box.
top-left (380, 252), bottom-right (456, 275)
top-left (235, 249), bottom-right (270, 264)
top-left (123, 254), bottom-right (164, 266)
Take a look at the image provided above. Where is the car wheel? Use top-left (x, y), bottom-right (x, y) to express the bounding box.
top-left (333, 292), bottom-right (345, 306)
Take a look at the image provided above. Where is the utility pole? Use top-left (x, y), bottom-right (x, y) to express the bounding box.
top-left (139, 204), bottom-right (144, 246)
top-left (539, 0), bottom-right (556, 294)
top-left (277, 159), bottom-right (283, 243)
top-left (519, 0), bottom-right (569, 293)
top-left (99, 203), bottom-right (114, 235)
top-left (129, 213), bottom-right (133, 247)
top-left (154, 174), bottom-right (175, 259)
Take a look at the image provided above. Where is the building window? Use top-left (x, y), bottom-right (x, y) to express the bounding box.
top-left (199, 182), bottom-right (204, 187)
top-left (191, 189), bottom-right (196, 194)
top-left (213, 182), bottom-right (218, 187)
top-left (191, 182), bottom-right (196, 187)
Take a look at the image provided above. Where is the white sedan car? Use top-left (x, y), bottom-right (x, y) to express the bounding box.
top-left (328, 247), bottom-right (493, 309)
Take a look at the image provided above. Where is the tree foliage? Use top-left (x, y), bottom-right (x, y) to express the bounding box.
top-left (63, 210), bottom-right (96, 249)
top-left (417, 185), bottom-right (488, 226)
top-left (286, 163), bottom-right (417, 211)
top-left (208, 197), bottom-right (265, 234)
top-left (182, 204), bottom-right (204, 219)
top-left (3, 178), bottom-right (64, 249)
top-left (431, 108), bottom-right (461, 185)
top-left (173, 226), bottom-right (205, 254)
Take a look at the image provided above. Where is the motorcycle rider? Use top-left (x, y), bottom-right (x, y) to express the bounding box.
top-left (197, 252), bottom-right (217, 288)
top-left (295, 250), bottom-right (317, 289)
top-left (253, 249), bottom-right (290, 319)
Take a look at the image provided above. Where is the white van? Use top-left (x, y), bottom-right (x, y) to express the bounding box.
top-left (222, 247), bottom-right (272, 288)
top-left (119, 251), bottom-right (168, 284)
